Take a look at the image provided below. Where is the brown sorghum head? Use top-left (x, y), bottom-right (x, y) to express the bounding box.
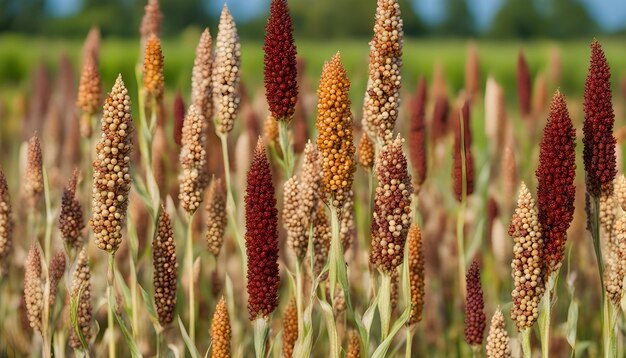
top-left (283, 176), bottom-right (307, 260)
top-left (143, 34), bottom-right (165, 102)
top-left (517, 49), bottom-right (531, 117)
top-left (464, 257), bottom-right (486, 346)
top-left (24, 135), bottom-right (43, 212)
top-left (211, 296), bottom-right (231, 358)
top-left (48, 250), bottom-right (66, 307)
top-left (24, 242), bottom-right (43, 332)
top-left (407, 224), bottom-right (425, 325)
top-left (452, 101), bottom-right (474, 201)
top-left (509, 183), bottom-right (544, 331)
top-left (69, 248), bottom-right (92, 349)
top-left (313, 204), bottom-right (331, 279)
top-left (537, 91), bottom-right (576, 273)
top-left (76, 53), bottom-right (101, 138)
top-left (90, 75), bottom-right (133, 253)
top-left (179, 104), bottom-right (208, 214)
top-left (60, 169), bottom-right (85, 249)
top-left (213, 5), bottom-right (241, 135)
top-left (153, 207), bottom-right (178, 326)
top-left (315, 53), bottom-right (356, 208)
top-left (485, 307), bottom-right (511, 358)
top-left (430, 95), bottom-right (449, 143)
top-left (264, 0), bottom-right (298, 121)
top-left (173, 91), bottom-right (186, 147)
top-left (583, 40), bottom-right (617, 198)
top-left (370, 136), bottom-right (413, 273)
top-left (245, 139), bottom-right (280, 319)
top-left (282, 298), bottom-right (298, 358)
top-left (140, 0), bottom-right (162, 42)
top-left (465, 42), bottom-right (480, 101)
top-left (191, 29), bottom-right (214, 120)
top-left (0, 168), bottom-right (13, 278)
top-left (82, 26), bottom-right (100, 64)
top-left (358, 133), bottom-right (375, 170)
top-left (205, 178), bottom-right (227, 256)
top-left (346, 329), bottom-right (361, 358)
top-left (409, 76), bottom-right (427, 189)
top-left (364, 0), bottom-right (404, 144)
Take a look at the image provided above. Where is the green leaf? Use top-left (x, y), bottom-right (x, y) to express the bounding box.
top-left (139, 284), bottom-right (160, 328)
top-left (69, 283), bottom-right (90, 353)
top-left (566, 297), bottom-right (579, 350)
top-left (318, 298), bottom-right (340, 358)
top-left (371, 304), bottom-right (411, 358)
top-left (110, 295), bottom-right (142, 357)
top-left (114, 270), bottom-right (132, 314)
top-left (178, 315), bottom-right (200, 358)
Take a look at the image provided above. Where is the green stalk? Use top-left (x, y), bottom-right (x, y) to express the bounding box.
top-left (405, 327), bottom-right (413, 358)
top-left (219, 134), bottom-right (246, 272)
top-left (328, 204), bottom-right (345, 305)
top-left (520, 328), bottom-right (531, 358)
top-left (155, 327), bottom-right (162, 358)
top-left (253, 317), bottom-right (269, 358)
top-left (107, 253), bottom-right (116, 358)
top-left (185, 213), bottom-right (196, 343)
top-left (379, 273), bottom-right (392, 341)
top-left (278, 120), bottom-right (294, 178)
top-left (539, 272), bottom-right (557, 358)
top-left (295, 258), bottom-right (305, 339)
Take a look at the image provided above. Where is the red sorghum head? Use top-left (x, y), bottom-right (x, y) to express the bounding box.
top-left (464, 257), bottom-right (486, 346)
top-left (517, 49), bottom-right (531, 116)
top-left (452, 101), bottom-right (474, 201)
top-left (409, 76), bottom-right (427, 189)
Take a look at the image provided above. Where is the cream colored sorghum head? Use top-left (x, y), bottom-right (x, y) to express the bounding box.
top-left (340, 189), bottom-right (356, 251)
top-left (69, 248), bottom-right (92, 349)
top-left (213, 5), bottom-right (241, 135)
top-left (205, 178), bottom-right (227, 256)
top-left (191, 29), bottom-right (214, 120)
top-left (614, 174), bottom-right (626, 211)
top-left (508, 183), bottom-right (544, 331)
top-left (90, 75), bottom-right (133, 253)
top-left (485, 307), bottom-right (512, 358)
top-left (606, 212), bottom-right (626, 305)
top-left (0, 168), bottom-right (13, 277)
top-left (24, 242), bottom-right (43, 332)
top-left (210, 296), bottom-right (231, 358)
top-left (313, 204), bottom-right (331, 279)
top-left (283, 176), bottom-right (307, 260)
top-left (179, 104), bottom-right (208, 214)
top-left (364, 0), bottom-right (404, 144)
top-left (24, 135), bottom-right (43, 212)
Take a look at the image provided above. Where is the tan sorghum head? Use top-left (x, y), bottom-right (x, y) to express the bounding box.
top-left (77, 53), bottom-right (101, 138)
top-left (340, 189), bottom-right (356, 251)
top-left (315, 53), bottom-right (356, 208)
top-left (179, 104), bottom-right (208, 214)
top-left (283, 176), bottom-right (307, 260)
top-left (600, 187), bottom-right (618, 239)
top-left (205, 178), bottom-right (227, 256)
top-left (508, 183), bottom-right (545, 331)
top-left (358, 133), bottom-right (375, 169)
top-left (615, 174), bottom-right (626, 211)
top-left (606, 212), bottom-right (626, 305)
top-left (300, 141), bottom-right (322, 221)
top-left (282, 298), bottom-right (298, 358)
top-left (485, 307), bottom-right (512, 358)
top-left (24, 242), bottom-right (43, 331)
top-left (59, 169), bottom-right (85, 249)
top-left (0, 168), bottom-right (13, 278)
top-left (153, 207), bottom-right (177, 326)
top-left (143, 34), bottom-right (165, 102)
top-left (69, 248), bottom-right (92, 349)
top-left (213, 5), bottom-right (241, 135)
top-left (210, 296), bottom-right (231, 358)
top-left (369, 136), bottom-right (413, 273)
top-left (407, 224), bottom-right (425, 325)
top-left (48, 251), bottom-right (66, 307)
top-left (264, 113), bottom-right (279, 148)
top-left (191, 29), bottom-right (214, 120)
top-left (140, 0), bottom-right (162, 42)
top-left (346, 329), bottom-right (361, 358)
top-left (24, 135), bottom-right (43, 212)
top-left (363, 0), bottom-right (404, 144)
top-left (90, 75), bottom-right (133, 253)
top-left (313, 204), bottom-right (331, 279)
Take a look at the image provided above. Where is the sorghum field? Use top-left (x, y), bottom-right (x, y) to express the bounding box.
top-left (2, 0), bottom-right (626, 357)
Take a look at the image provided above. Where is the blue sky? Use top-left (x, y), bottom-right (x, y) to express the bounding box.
top-left (48, 0), bottom-right (626, 32)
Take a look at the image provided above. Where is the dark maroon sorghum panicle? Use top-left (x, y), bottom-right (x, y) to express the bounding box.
top-left (430, 95), bottom-right (449, 143)
top-left (464, 257), bottom-right (486, 346)
top-left (452, 101), bottom-right (474, 201)
top-left (245, 139), bottom-right (280, 319)
top-left (517, 49), bottom-right (532, 117)
top-left (537, 90), bottom-right (576, 272)
top-left (583, 40), bottom-right (617, 198)
top-left (263, 0), bottom-right (298, 121)
top-left (409, 76), bottom-right (427, 188)
top-left (173, 91), bottom-right (185, 147)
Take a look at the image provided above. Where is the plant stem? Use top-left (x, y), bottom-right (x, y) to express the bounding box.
top-left (253, 317), bottom-right (269, 358)
top-left (295, 258), bottom-right (305, 339)
top-left (520, 328), bottom-right (531, 358)
top-left (107, 252), bottom-right (116, 358)
top-left (457, 110), bottom-right (468, 298)
top-left (405, 326), bottom-right (413, 358)
top-left (278, 120), bottom-right (294, 178)
top-left (379, 273), bottom-right (392, 341)
top-left (185, 213), bottom-right (196, 343)
top-left (42, 167), bottom-right (53, 262)
top-left (155, 328), bottom-right (162, 358)
top-left (539, 273), bottom-right (556, 358)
